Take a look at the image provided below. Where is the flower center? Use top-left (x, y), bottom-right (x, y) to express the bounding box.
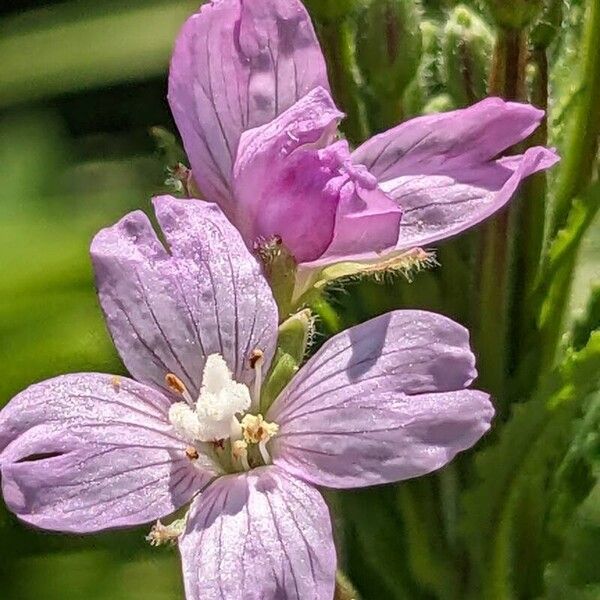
top-left (166, 353), bottom-right (278, 473)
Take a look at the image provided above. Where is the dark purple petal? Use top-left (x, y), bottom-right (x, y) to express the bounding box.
top-left (351, 98), bottom-right (559, 248)
top-left (168, 0), bottom-right (329, 207)
top-left (0, 374), bottom-right (218, 533)
top-left (91, 197), bottom-right (278, 399)
top-left (179, 466), bottom-right (336, 600)
top-left (268, 310), bottom-right (493, 488)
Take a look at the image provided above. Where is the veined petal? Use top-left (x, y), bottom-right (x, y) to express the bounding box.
top-left (386, 146), bottom-right (559, 249)
top-left (179, 466), bottom-right (336, 600)
top-left (353, 98), bottom-right (546, 179)
top-left (268, 310), bottom-right (493, 488)
top-left (352, 98), bottom-right (559, 248)
top-left (91, 197), bottom-right (278, 398)
top-left (0, 374), bottom-right (218, 533)
top-left (168, 0), bottom-right (329, 208)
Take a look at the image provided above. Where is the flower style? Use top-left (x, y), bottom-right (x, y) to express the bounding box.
top-left (0, 197), bottom-right (494, 599)
top-left (168, 0), bottom-right (559, 273)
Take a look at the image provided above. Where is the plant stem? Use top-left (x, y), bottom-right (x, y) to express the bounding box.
top-left (474, 28), bottom-right (527, 404)
top-left (510, 46), bottom-right (550, 395)
top-left (549, 0), bottom-right (600, 238)
top-left (538, 0), bottom-right (600, 371)
top-left (317, 19), bottom-right (369, 144)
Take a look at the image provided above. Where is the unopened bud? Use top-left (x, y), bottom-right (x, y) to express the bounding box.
top-left (485, 0), bottom-right (545, 29)
top-left (442, 5), bottom-right (494, 105)
top-left (530, 0), bottom-right (563, 50)
top-left (356, 0), bottom-right (423, 100)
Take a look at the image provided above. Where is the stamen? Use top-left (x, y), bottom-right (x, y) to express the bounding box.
top-left (165, 373), bottom-right (194, 405)
top-left (146, 518), bottom-right (186, 547)
top-left (258, 440), bottom-right (272, 465)
top-left (232, 440), bottom-right (250, 471)
top-left (249, 349), bottom-right (264, 411)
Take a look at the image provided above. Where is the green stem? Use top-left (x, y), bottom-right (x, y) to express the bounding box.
top-left (549, 0), bottom-right (600, 238)
top-left (317, 19), bottom-right (369, 143)
top-left (474, 28), bottom-right (528, 405)
top-left (538, 0), bottom-right (600, 372)
top-left (510, 46), bottom-right (550, 396)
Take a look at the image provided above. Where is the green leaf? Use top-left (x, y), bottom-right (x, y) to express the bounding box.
top-left (571, 284), bottom-right (600, 351)
top-left (543, 390), bottom-right (600, 598)
top-left (461, 332), bottom-right (600, 599)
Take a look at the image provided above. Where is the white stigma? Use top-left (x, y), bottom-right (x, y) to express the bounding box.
top-left (168, 354), bottom-right (251, 443)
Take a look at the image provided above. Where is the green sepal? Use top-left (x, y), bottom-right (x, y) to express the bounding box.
top-left (295, 249), bottom-right (439, 308)
top-left (260, 350), bottom-right (299, 414)
top-left (256, 237), bottom-right (297, 320)
top-left (277, 309), bottom-right (313, 364)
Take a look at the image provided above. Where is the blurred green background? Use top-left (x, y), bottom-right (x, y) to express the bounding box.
top-left (0, 0), bottom-right (598, 599)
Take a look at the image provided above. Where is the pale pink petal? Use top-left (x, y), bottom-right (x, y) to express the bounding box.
top-left (168, 0), bottom-right (329, 208)
top-left (91, 197), bottom-right (278, 399)
top-left (0, 374), bottom-right (218, 533)
top-left (352, 98), bottom-right (559, 248)
top-left (268, 310), bottom-right (493, 488)
top-left (179, 466), bottom-right (336, 600)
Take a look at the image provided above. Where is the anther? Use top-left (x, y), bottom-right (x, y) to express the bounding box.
top-left (232, 440), bottom-right (250, 472)
top-left (146, 518), bottom-right (186, 547)
top-left (185, 446), bottom-right (199, 460)
top-left (165, 373), bottom-right (194, 405)
top-left (241, 414), bottom-right (279, 444)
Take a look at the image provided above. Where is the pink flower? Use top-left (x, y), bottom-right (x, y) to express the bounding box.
top-left (0, 197), bottom-right (493, 599)
top-left (168, 0), bottom-right (559, 271)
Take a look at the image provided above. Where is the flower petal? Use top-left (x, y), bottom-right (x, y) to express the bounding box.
top-left (233, 87), bottom-right (343, 262)
top-left (302, 180), bottom-right (403, 269)
top-left (91, 196), bottom-right (278, 398)
top-left (351, 98), bottom-right (559, 248)
top-left (233, 87), bottom-right (402, 264)
top-left (268, 310), bottom-right (494, 488)
top-left (168, 0), bottom-right (329, 207)
top-left (0, 374), bottom-right (218, 533)
top-left (386, 147), bottom-right (558, 249)
top-left (179, 466), bottom-right (336, 600)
